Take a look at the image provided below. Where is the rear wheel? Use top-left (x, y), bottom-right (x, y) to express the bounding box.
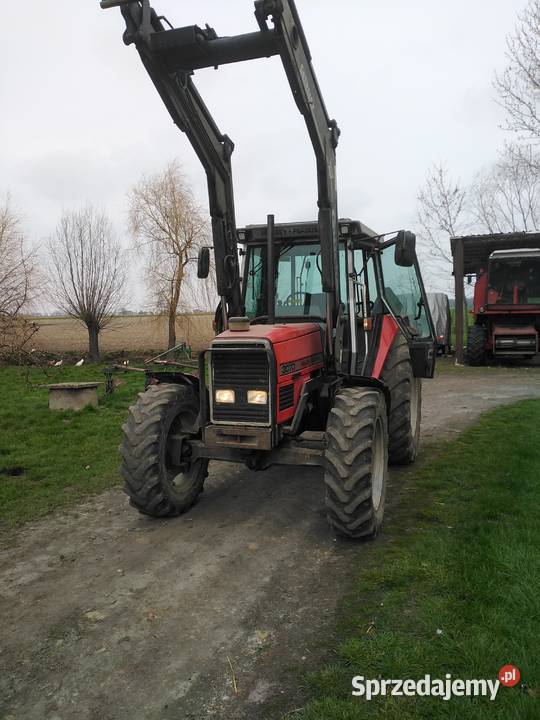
top-left (121, 383), bottom-right (208, 517)
top-left (466, 325), bottom-right (487, 366)
top-left (324, 388), bottom-right (388, 539)
top-left (381, 332), bottom-right (421, 465)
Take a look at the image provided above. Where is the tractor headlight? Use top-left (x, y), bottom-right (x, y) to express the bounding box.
top-left (215, 389), bottom-right (235, 404)
top-left (247, 389), bottom-right (268, 405)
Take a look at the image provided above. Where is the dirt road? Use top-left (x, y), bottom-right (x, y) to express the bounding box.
top-left (1, 364), bottom-right (539, 720)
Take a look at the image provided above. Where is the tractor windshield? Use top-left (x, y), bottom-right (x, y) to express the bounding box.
top-left (488, 255), bottom-right (540, 306)
top-left (244, 242), bottom-right (347, 320)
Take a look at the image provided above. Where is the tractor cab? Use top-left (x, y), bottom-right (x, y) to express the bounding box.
top-left (487, 249), bottom-right (540, 307)
top-left (236, 219), bottom-right (435, 378)
top-left (199, 217), bottom-right (435, 469)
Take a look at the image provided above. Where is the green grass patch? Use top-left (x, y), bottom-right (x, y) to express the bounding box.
top-left (291, 400), bottom-right (540, 720)
top-left (0, 364), bottom-right (145, 528)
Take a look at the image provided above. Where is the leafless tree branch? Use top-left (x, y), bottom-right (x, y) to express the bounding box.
top-left (416, 147), bottom-right (539, 294)
top-left (0, 193), bottom-right (38, 318)
top-left (416, 163), bottom-right (469, 278)
top-left (0, 194), bottom-right (43, 364)
top-left (128, 160), bottom-right (214, 348)
top-left (471, 143), bottom-right (540, 233)
top-left (494, 0), bottom-right (540, 142)
top-left (47, 205), bottom-right (127, 361)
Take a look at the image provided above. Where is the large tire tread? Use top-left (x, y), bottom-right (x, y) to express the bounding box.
top-left (324, 388), bottom-right (388, 540)
top-left (466, 325), bottom-right (487, 366)
top-left (121, 384), bottom-right (208, 518)
top-left (381, 332), bottom-right (421, 465)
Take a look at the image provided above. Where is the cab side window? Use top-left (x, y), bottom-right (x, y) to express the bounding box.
top-left (380, 248), bottom-right (431, 338)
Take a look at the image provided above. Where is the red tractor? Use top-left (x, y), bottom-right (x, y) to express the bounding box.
top-left (467, 249), bottom-right (540, 364)
top-left (103, 0), bottom-right (436, 538)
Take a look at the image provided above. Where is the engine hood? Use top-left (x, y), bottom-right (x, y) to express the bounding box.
top-left (215, 322), bottom-right (322, 346)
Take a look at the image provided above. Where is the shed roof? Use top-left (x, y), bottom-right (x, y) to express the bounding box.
top-left (450, 231), bottom-right (540, 275)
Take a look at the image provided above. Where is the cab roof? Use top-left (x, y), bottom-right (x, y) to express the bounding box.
top-left (237, 218), bottom-right (379, 247)
top-left (490, 248), bottom-right (540, 260)
top-left (451, 231), bottom-right (540, 274)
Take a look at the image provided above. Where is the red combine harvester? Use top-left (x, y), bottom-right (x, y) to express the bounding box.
top-left (451, 233), bottom-right (540, 365)
top-left (468, 249), bottom-right (540, 363)
top-left (103, 0), bottom-right (436, 539)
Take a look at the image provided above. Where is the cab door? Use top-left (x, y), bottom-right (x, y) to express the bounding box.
top-left (377, 242), bottom-right (436, 378)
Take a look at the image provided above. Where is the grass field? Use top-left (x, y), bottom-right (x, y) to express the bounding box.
top-left (290, 399), bottom-right (540, 720)
top-left (0, 364), bottom-right (144, 528)
top-left (26, 313), bottom-right (213, 355)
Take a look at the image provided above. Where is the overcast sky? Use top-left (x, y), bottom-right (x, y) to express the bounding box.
top-left (1, 0), bottom-right (526, 306)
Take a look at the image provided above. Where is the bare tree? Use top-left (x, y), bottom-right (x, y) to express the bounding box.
top-left (0, 194), bottom-right (41, 363)
top-left (471, 143), bottom-right (540, 233)
top-left (416, 164), bottom-right (469, 291)
top-left (0, 194), bottom-right (36, 318)
top-left (129, 161), bottom-right (210, 348)
top-left (495, 0), bottom-right (540, 142)
top-left (47, 206), bottom-right (127, 361)
top-left (416, 147), bottom-right (540, 298)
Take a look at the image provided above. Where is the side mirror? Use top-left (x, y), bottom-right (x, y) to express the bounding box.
top-left (197, 246), bottom-right (210, 279)
top-left (395, 230), bottom-right (416, 267)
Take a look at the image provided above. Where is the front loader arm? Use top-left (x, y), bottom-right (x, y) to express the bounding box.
top-left (255, 0), bottom-right (341, 303)
top-left (110, 1), bottom-right (242, 316)
top-left (103, 0), bottom-right (340, 341)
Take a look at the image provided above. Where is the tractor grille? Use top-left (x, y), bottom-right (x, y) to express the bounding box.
top-left (492, 316), bottom-right (535, 327)
top-left (211, 348), bottom-right (270, 424)
top-left (494, 335), bottom-right (537, 354)
top-left (279, 384), bottom-right (294, 411)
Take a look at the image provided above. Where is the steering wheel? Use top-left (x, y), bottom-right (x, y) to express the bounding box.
top-left (283, 291), bottom-right (306, 307)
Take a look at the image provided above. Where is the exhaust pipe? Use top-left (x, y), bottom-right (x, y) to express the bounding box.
top-left (267, 214), bottom-right (275, 325)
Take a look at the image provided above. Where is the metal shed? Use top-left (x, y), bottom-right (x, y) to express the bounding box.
top-left (450, 231), bottom-right (540, 363)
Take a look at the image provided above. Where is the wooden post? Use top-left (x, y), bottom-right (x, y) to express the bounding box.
top-left (454, 237), bottom-right (465, 364)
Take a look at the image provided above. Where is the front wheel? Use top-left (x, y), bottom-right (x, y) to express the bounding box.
top-left (324, 388), bottom-right (388, 539)
top-left (120, 383), bottom-right (208, 517)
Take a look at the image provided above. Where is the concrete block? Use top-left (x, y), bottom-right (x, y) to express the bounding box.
top-left (45, 383), bottom-right (100, 411)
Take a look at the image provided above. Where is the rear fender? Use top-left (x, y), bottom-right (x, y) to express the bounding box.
top-left (145, 370), bottom-right (199, 392)
top-left (369, 315), bottom-right (400, 379)
top-left (340, 375), bottom-right (390, 415)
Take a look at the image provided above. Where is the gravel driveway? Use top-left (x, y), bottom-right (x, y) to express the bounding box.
top-left (1, 363), bottom-right (539, 720)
